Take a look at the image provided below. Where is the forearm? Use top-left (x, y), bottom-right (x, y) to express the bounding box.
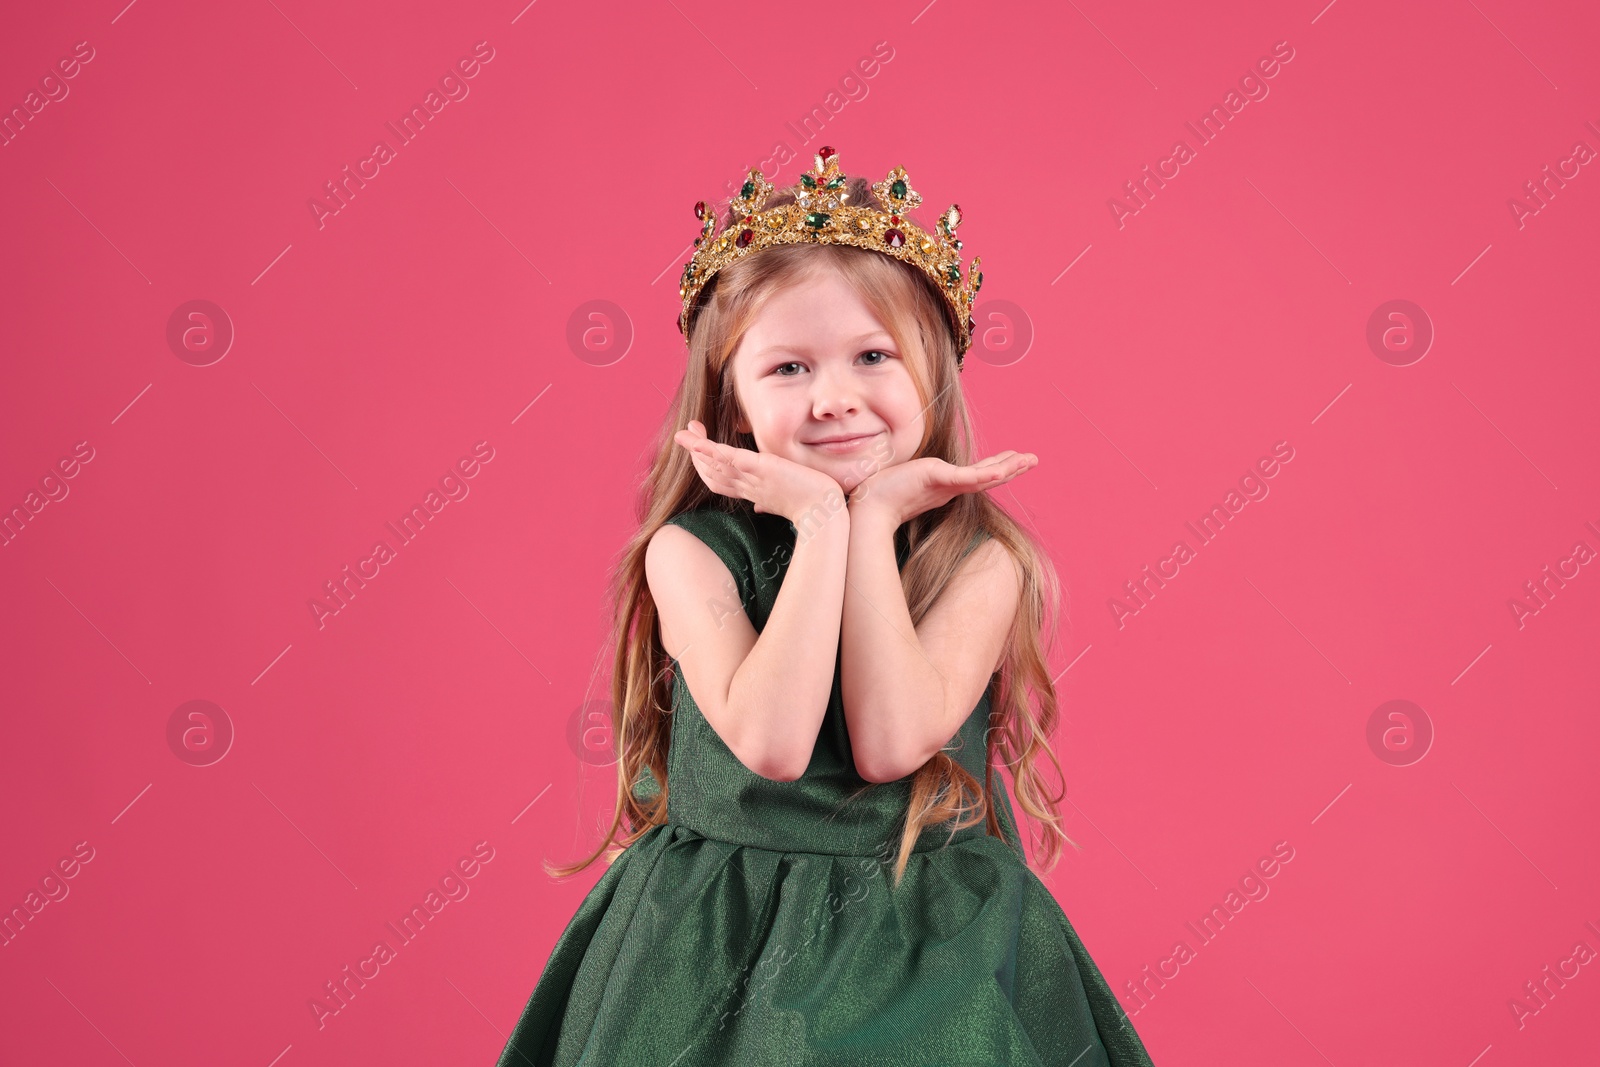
top-left (839, 501), bottom-right (947, 783)
top-left (725, 506), bottom-right (851, 780)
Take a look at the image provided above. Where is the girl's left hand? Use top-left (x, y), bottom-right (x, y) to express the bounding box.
top-left (848, 451), bottom-right (1039, 526)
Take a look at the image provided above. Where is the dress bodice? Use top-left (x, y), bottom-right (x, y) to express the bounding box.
top-left (641, 500), bottom-right (1024, 859)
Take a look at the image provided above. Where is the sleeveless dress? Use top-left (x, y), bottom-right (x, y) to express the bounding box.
top-left (494, 502), bottom-right (1157, 1066)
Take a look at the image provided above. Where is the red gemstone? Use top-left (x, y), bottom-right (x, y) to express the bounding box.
top-left (885, 228), bottom-right (905, 248)
top-left (694, 200), bottom-right (707, 220)
top-left (819, 145), bottom-right (836, 160)
top-left (737, 228), bottom-right (754, 248)
top-left (890, 214), bottom-right (900, 224)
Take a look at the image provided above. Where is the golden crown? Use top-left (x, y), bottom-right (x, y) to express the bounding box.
top-left (676, 146), bottom-right (984, 369)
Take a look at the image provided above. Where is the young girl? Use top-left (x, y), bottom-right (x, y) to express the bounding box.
top-left (495, 148), bottom-right (1157, 1066)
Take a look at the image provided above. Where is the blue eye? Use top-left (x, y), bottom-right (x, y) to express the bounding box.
top-left (771, 351), bottom-right (893, 376)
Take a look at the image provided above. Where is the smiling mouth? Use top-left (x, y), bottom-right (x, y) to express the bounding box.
top-left (807, 432), bottom-right (878, 450)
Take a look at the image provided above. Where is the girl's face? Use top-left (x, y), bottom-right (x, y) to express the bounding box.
top-left (729, 267), bottom-right (926, 494)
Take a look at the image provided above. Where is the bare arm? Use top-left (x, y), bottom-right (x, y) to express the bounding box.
top-left (840, 500), bottom-right (1021, 783)
top-left (650, 506), bottom-right (850, 781)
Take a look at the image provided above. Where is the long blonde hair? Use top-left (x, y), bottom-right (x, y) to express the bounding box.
top-left (546, 175), bottom-right (1077, 886)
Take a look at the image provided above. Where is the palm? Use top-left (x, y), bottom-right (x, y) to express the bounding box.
top-left (675, 421), bottom-right (843, 520)
top-left (851, 452), bottom-right (1038, 524)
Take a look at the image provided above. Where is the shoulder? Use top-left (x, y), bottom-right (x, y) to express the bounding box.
top-left (939, 533), bottom-right (1022, 623)
top-left (958, 531), bottom-right (1019, 584)
top-left (645, 515), bottom-right (738, 588)
top-left (647, 523), bottom-right (749, 661)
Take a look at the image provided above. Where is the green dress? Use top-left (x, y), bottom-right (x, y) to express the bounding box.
top-left (495, 502), bottom-right (1157, 1066)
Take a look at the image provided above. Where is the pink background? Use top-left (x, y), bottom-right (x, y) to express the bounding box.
top-left (2, 0), bottom-right (1597, 1064)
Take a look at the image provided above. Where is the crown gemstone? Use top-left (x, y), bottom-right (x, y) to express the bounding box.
top-left (885, 228), bottom-right (905, 248)
top-left (819, 145), bottom-right (836, 161)
top-left (891, 179), bottom-right (907, 198)
top-left (694, 200), bottom-right (707, 220)
top-left (801, 174), bottom-right (816, 189)
top-left (741, 180), bottom-right (755, 199)
top-left (804, 211), bottom-right (830, 229)
top-left (946, 265), bottom-right (960, 283)
top-left (736, 228), bottom-right (754, 248)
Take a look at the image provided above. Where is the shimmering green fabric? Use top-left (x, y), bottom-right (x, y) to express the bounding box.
top-left (496, 501), bottom-right (1156, 1066)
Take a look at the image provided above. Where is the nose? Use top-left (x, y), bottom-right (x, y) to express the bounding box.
top-left (810, 363), bottom-right (861, 421)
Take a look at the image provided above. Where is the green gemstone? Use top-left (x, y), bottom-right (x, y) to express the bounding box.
top-left (891, 179), bottom-right (907, 198)
top-left (946, 265), bottom-right (960, 283)
top-left (974, 272), bottom-right (983, 292)
top-left (801, 174), bottom-right (816, 189)
top-left (826, 175), bottom-right (845, 189)
top-left (804, 211), bottom-right (831, 229)
top-left (741, 180), bottom-right (755, 199)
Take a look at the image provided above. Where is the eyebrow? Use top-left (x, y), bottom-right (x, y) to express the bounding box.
top-left (756, 332), bottom-right (895, 358)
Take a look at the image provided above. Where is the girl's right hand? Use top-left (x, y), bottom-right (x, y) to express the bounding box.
top-left (674, 420), bottom-right (844, 523)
